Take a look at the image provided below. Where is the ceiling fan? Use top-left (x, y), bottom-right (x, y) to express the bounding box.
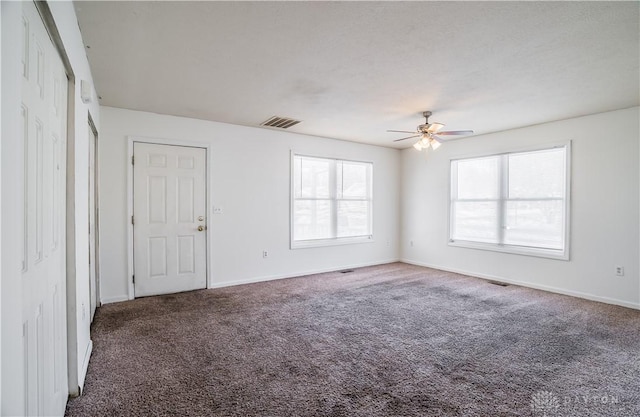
top-left (388, 111), bottom-right (474, 151)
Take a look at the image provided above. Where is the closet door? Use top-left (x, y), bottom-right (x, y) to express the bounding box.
top-left (21, 1), bottom-right (69, 415)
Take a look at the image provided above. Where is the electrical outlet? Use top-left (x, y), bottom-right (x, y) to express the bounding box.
top-left (263, 250), bottom-right (268, 258)
top-left (615, 266), bottom-right (624, 276)
top-left (213, 206), bottom-right (223, 214)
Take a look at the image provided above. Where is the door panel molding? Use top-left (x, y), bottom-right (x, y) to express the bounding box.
top-left (126, 136), bottom-right (212, 300)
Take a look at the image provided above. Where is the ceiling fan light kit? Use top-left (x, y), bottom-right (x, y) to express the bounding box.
top-left (413, 134), bottom-right (441, 151)
top-left (389, 111), bottom-right (473, 151)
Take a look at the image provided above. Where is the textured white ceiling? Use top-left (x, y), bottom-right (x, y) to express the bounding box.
top-left (74, 1), bottom-right (639, 148)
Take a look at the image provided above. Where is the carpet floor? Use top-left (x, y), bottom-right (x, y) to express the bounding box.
top-left (65, 263), bottom-right (640, 416)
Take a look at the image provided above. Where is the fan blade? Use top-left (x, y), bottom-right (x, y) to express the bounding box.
top-left (393, 134), bottom-right (420, 142)
top-left (436, 130), bottom-right (474, 136)
top-left (432, 136), bottom-right (443, 143)
top-left (426, 122), bottom-right (445, 133)
top-left (436, 135), bottom-right (476, 143)
top-left (387, 130), bottom-right (417, 134)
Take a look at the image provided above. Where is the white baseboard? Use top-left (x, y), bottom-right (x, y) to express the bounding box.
top-left (100, 295), bottom-right (130, 305)
top-left (101, 260), bottom-right (402, 303)
top-left (401, 258), bottom-right (640, 310)
top-left (77, 340), bottom-right (93, 394)
top-left (209, 259), bottom-right (401, 289)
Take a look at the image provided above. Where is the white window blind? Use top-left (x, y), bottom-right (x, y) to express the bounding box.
top-left (450, 145), bottom-right (569, 259)
top-left (292, 154), bottom-right (372, 247)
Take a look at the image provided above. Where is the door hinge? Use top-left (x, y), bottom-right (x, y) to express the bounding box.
top-left (131, 215), bottom-right (134, 225)
top-left (132, 275), bottom-right (135, 284)
top-left (131, 155), bottom-right (135, 165)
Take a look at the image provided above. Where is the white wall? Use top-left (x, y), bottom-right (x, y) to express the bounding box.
top-left (102, 106), bottom-right (639, 309)
top-left (401, 107), bottom-right (640, 308)
top-left (99, 106), bottom-right (400, 303)
top-left (1, 1), bottom-right (99, 413)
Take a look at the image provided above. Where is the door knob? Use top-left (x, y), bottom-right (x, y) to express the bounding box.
top-left (197, 226), bottom-right (205, 232)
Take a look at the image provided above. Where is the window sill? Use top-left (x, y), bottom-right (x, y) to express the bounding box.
top-left (448, 240), bottom-right (569, 261)
top-left (291, 236), bottom-right (374, 249)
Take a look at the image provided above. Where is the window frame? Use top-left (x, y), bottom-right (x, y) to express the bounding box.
top-left (448, 142), bottom-right (571, 260)
top-left (290, 152), bottom-right (374, 249)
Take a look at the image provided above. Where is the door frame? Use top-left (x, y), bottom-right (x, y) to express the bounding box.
top-left (88, 113), bottom-right (100, 317)
top-left (126, 136), bottom-right (212, 300)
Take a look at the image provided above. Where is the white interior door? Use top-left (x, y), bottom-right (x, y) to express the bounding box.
top-left (88, 123), bottom-right (97, 321)
top-left (133, 143), bottom-right (207, 297)
top-left (21, 1), bottom-right (69, 415)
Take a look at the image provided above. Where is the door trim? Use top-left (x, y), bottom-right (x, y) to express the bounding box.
top-left (34, 1), bottom-right (75, 80)
top-left (88, 113), bottom-right (100, 314)
top-left (126, 136), bottom-right (212, 300)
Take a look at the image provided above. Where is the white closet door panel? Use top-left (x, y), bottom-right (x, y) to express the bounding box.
top-left (21, 2), bottom-right (69, 415)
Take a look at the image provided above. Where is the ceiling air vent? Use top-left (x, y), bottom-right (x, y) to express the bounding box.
top-left (260, 116), bottom-right (301, 129)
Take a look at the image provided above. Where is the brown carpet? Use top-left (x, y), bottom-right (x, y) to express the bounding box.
top-left (65, 263), bottom-right (640, 416)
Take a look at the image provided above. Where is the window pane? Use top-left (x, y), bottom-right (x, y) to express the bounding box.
top-left (337, 201), bottom-right (370, 237)
top-left (452, 201), bottom-right (499, 243)
top-left (337, 161), bottom-right (370, 199)
top-left (296, 156), bottom-right (331, 198)
top-left (293, 200), bottom-right (331, 241)
top-left (293, 156), bottom-right (302, 198)
top-left (292, 154), bottom-right (373, 245)
top-left (508, 148), bottom-right (565, 198)
top-left (504, 200), bottom-right (564, 249)
top-left (455, 156), bottom-right (500, 199)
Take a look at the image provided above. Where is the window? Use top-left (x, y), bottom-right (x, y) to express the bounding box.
top-left (291, 154), bottom-right (372, 248)
top-left (450, 144), bottom-right (570, 259)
